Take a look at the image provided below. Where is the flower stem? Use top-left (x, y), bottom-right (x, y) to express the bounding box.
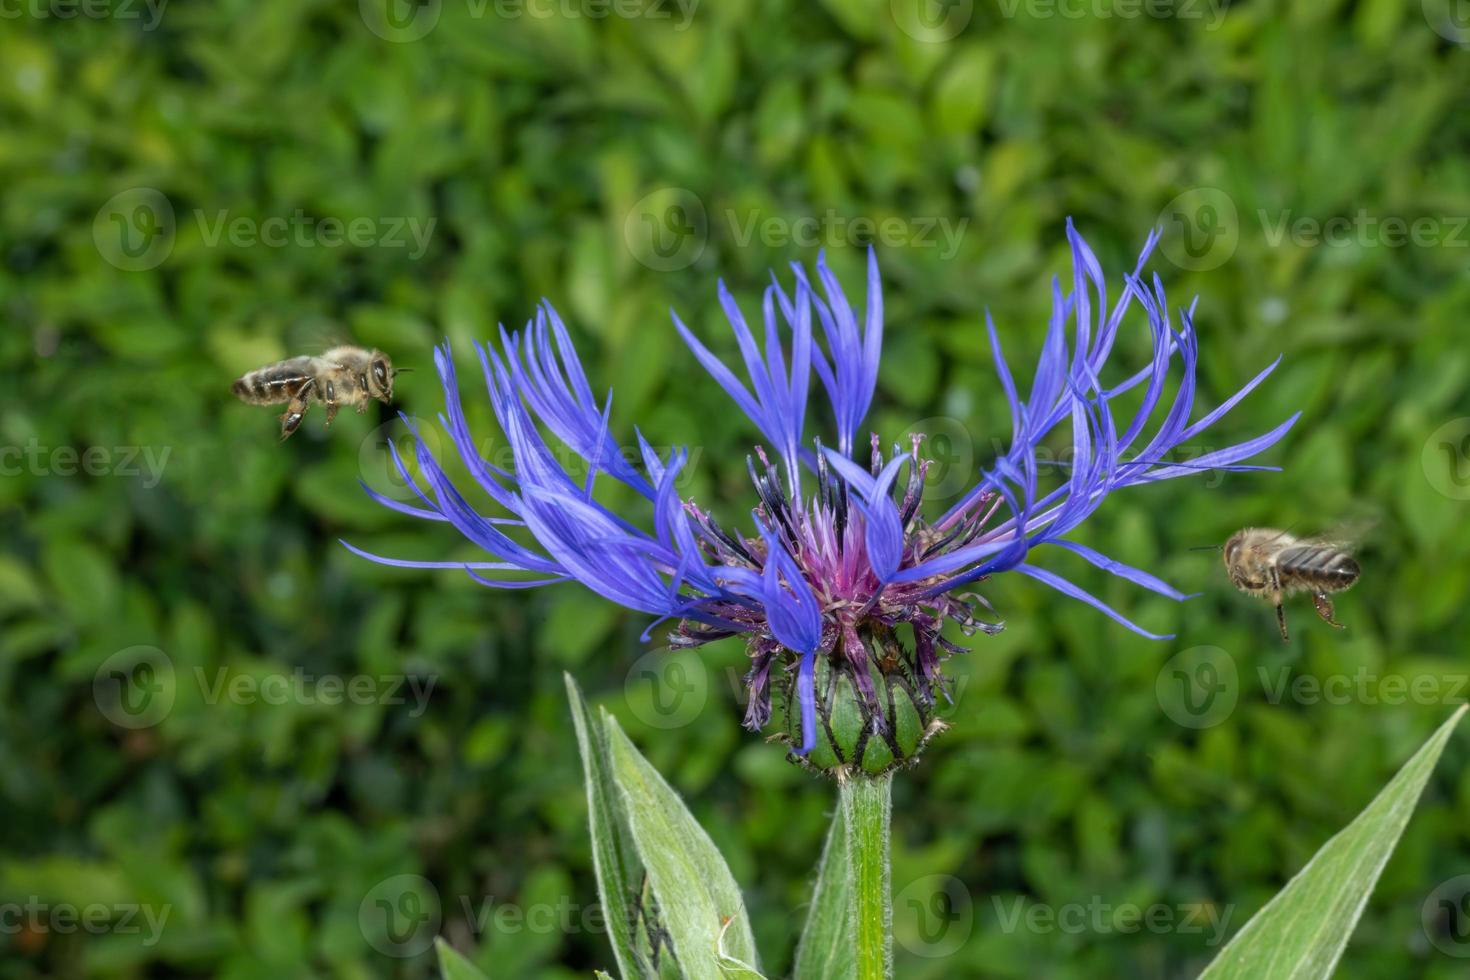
top-left (840, 771), bottom-right (892, 980)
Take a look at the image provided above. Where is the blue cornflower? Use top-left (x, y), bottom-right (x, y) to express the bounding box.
top-left (347, 222), bottom-right (1297, 767)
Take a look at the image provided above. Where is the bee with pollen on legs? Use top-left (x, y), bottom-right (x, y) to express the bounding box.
top-left (1220, 527), bottom-right (1361, 641)
top-left (232, 346), bottom-right (405, 440)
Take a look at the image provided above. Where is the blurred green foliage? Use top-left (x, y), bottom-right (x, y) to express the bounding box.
top-left (3, 0), bottom-right (1470, 977)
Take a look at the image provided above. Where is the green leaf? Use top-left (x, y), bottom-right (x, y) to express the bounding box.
top-left (565, 674), bottom-right (658, 980)
top-left (1200, 704), bottom-right (1467, 980)
top-left (793, 803), bottom-right (855, 980)
top-left (716, 915), bottom-right (768, 978)
top-left (604, 713), bottom-right (759, 978)
top-left (0, 556), bottom-right (44, 611)
top-left (435, 938), bottom-right (490, 980)
top-left (716, 955), bottom-right (768, 979)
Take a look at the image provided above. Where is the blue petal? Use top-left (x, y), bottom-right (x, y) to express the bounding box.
top-left (1052, 541), bottom-right (1197, 601)
top-left (756, 523), bottom-right (823, 655)
top-left (793, 644), bottom-right (818, 756)
top-left (1016, 563), bottom-right (1174, 640)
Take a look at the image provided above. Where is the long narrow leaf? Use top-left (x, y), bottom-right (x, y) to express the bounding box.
top-left (565, 674), bottom-right (662, 980)
top-left (435, 938), bottom-right (491, 980)
top-left (604, 714), bottom-right (760, 977)
top-left (1200, 704), bottom-right (1467, 979)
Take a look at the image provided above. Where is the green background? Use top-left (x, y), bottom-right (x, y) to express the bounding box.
top-left (4, 0), bottom-right (1470, 976)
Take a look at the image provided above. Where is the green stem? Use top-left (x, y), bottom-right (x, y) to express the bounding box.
top-left (840, 771), bottom-right (892, 980)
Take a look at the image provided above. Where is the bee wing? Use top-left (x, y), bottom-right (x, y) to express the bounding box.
top-left (1298, 516), bottom-right (1379, 553)
top-left (285, 317), bottom-right (355, 356)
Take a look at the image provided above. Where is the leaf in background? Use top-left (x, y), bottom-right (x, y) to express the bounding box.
top-left (793, 804), bottom-right (855, 980)
top-left (0, 555), bottom-right (43, 611)
top-left (565, 675), bottom-right (661, 980)
top-left (436, 938), bottom-right (491, 980)
top-left (1200, 705), bottom-right (1467, 980)
top-left (604, 713), bottom-right (759, 978)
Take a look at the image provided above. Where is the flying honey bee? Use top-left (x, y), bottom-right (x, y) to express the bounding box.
top-left (232, 346), bottom-right (402, 439)
top-left (1221, 527), bottom-right (1361, 641)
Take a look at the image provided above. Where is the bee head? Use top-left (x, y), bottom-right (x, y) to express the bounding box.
top-left (369, 352), bottom-right (394, 402)
top-left (1222, 531), bottom-right (1245, 568)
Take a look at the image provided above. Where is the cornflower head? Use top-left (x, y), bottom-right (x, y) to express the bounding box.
top-left (347, 221), bottom-right (1297, 776)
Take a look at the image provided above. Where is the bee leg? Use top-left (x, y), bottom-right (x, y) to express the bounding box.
top-left (1274, 600), bottom-right (1290, 642)
top-left (322, 381), bottom-right (339, 428)
top-left (279, 379), bottom-right (316, 441)
top-left (280, 403), bottom-right (307, 440)
top-left (1312, 592), bottom-right (1345, 629)
top-left (355, 402), bottom-right (367, 415)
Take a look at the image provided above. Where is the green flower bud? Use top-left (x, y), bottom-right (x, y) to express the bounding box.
top-left (774, 627), bottom-right (947, 777)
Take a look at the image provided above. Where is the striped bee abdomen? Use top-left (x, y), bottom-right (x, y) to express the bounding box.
top-left (1279, 545), bottom-right (1360, 591)
top-left (233, 358), bottom-right (316, 405)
